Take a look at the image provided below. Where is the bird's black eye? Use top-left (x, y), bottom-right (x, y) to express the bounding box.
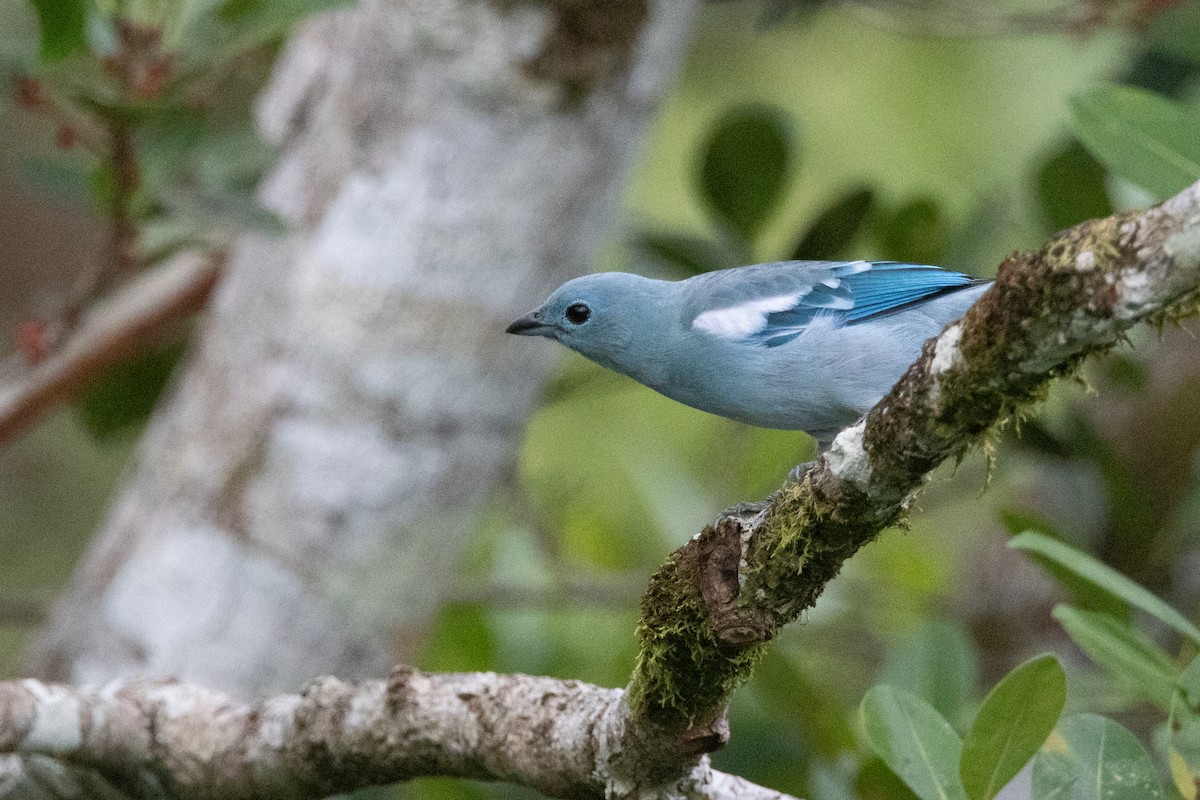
top-left (565, 303), bottom-right (591, 325)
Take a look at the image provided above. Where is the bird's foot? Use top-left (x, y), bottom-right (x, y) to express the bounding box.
top-left (715, 461), bottom-right (817, 524)
top-left (785, 460), bottom-right (817, 484)
top-left (719, 500), bottom-right (770, 522)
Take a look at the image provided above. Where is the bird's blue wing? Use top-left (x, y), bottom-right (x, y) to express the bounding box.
top-left (837, 261), bottom-right (980, 323)
top-left (687, 261), bottom-right (981, 347)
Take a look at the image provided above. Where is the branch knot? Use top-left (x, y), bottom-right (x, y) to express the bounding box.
top-left (698, 517), bottom-right (775, 647)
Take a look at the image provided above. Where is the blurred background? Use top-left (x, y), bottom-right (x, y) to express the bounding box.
top-left (2, 1), bottom-right (1200, 798)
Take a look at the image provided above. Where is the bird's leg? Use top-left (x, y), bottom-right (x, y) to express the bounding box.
top-left (715, 460), bottom-right (817, 523)
top-left (718, 500), bottom-right (770, 521)
top-left (786, 459), bottom-right (817, 483)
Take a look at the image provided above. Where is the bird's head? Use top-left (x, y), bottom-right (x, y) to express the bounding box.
top-left (506, 272), bottom-right (661, 374)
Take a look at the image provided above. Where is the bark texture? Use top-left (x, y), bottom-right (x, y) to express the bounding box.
top-left (0, 672), bottom-right (792, 800)
top-left (26, 0), bottom-right (699, 696)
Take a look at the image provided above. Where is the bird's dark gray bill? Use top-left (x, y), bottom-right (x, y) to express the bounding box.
top-left (506, 311), bottom-right (551, 336)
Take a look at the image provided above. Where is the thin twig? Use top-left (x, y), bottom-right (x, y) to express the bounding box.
top-left (62, 20), bottom-right (146, 327)
top-left (0, 251), bottom-right (223, 446)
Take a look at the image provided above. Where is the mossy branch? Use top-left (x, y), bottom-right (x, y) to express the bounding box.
top-left (625, 180), bottom-right (1200, 735)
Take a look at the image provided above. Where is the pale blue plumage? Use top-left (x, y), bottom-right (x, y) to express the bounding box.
top-left (507, 260), bottom-right (989, 445)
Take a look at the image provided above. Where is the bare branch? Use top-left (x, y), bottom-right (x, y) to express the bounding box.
top-left (0, 251), bottom-right (222, 446)
top-left (0, 672), bottom-right (794, 800)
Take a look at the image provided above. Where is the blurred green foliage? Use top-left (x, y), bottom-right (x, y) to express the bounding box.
top-left (789, 185), bottom-right (876, 260)
top-left (74, 338), bottom-right (186, 439)
top-left (1070, 85), bottom-right (1200, 199)
top-left (28, 0), bottom-right (86, 61)
top-left (2, 0), bottom-right (336, 433)
top-left (632, 100), bottom-right (960, 277)
top-left (5, 2), bottom-right (1200, 800)
top-left (699, 104), bottom-right (795, 244)
top-left (861, 535), bottom-right (1200, 800)
top-left (1035, 141), bottom-right (1112, 233)
top-left (1032, 714), bottom-right (1164, 800)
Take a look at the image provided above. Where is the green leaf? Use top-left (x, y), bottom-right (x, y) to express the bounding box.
top-left (219, 0), bottom-right (268, 19)
top-left (1070, 86), bottom-right (1200, 200)
top-left (856, 756), bottom-right (923, 800)
top-left (74, 340), bottom-right (187, 440)
top-left (170, 0), bottom-right (353, 69)
top-left (1182, 654), bottom-right (1200, 707)
top-left (1053, 605), bottom-right (1179, 709)
top-left (1147, 2), bottom-right (1200, 64)
top-left (1031, 714), bottom-right (1163, 800)
top-left (162, 0), bottom-right (226, 50)
top-left (861, 685), bottom-right (969, 800)
top-left (872, 195), bottom-right (947, 265)
top-left (960, 655), bottom-right (1066, 800)
top-left (1036, 140), bottom-right (1112, 233)
top-left (998, 509), bottom-right (1061, 539)
top-left (1169, 706), bottom-right (1200, 800)
top-left (789, 186), bottom-right (876, 260)
top-left (212, 0), bottom-right (352, 62)
top-left (1169, 747), bottom-right (1198, 800)
top-left (697, 105), bottom-right (795, 242)
top-left (1002, 527), bottom-right (1127, 619)
top-left (194, 128), bottom-right (275, 192)
top-left (1010, 531), bottom-right (1200, 646)
top-left (879, 620), bottom-right (978, 727)
top-left (632, 232), bottom-right (733, 277)
top-left (29, 0), bottom-right (87, 61)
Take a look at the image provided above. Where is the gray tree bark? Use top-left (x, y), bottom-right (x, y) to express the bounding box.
top-left (26, 0), bottom-right (699, 697)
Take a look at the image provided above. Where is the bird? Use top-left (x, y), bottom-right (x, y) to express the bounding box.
top-left (507, 260), bottom-right (990, 446)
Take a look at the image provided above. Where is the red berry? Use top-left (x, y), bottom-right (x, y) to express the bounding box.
top-left (135, 56), bottom-right (173, 99)
top-left (55, 123), bottom-right (78, 149)
top-left (13, 76), bottom-right (45, 110)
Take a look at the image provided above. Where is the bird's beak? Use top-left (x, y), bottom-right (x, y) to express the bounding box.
top-left (506, 310), bottom-right (554, 337)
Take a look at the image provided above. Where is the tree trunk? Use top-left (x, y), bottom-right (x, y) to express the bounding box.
top-left (26, 0), bottom-right (698, 698)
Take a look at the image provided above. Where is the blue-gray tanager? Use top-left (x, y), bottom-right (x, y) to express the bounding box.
top-left (507, 260), bottom-right (989, 445)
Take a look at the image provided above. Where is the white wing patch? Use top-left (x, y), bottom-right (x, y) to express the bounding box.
top-left (692, 293), bottom-right (803, 338)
